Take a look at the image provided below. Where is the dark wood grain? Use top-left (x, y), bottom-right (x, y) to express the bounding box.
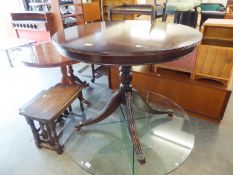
top-left (52, 21), bottom-right (201, 164)
top-left (21, 43), bottom-right (77, 68)
top-left (21, 43), bottom-right (87, 86)
top-left (19, 83), bottom-right (83, 121)
top-left (52, 21), bottom-right (202, 65)
top-left (19, 83), bottom-right (84, 154)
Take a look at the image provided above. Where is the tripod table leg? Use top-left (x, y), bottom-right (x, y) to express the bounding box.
top-left (75, 90), bottom-right (122, 130)
top-left (124, 91), bottom-right (146, 165)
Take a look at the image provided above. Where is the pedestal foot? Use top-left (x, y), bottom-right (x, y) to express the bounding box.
top-left (75, 90), bottom-right (121, 130)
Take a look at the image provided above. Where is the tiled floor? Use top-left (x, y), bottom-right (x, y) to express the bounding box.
top-left (0, 54), bottom-right (233, 175)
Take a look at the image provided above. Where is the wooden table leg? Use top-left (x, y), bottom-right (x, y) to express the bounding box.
top-left (60, 65), bottom-right (88, 86)
top-left (124, 91), bottom-right (146, 165)
top-left (61, 66), bottom-right (72, 85)
top-left (75, 65), bottom-right (174, 165)
top-left (68, 65), bottom-right (88, 86)
top-left (75, 90), bottom-right (122, 130)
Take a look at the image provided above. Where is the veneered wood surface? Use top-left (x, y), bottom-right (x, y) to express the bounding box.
top-left (21, 43), bottom-right (77, 68)
top-left (52, 21), bottom-right (202, 65)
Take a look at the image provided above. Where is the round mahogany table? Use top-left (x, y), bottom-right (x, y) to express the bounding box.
top-left (21, 43), bottom-right (87, 86)
top-left (52, 20), bottom-right (202, 167)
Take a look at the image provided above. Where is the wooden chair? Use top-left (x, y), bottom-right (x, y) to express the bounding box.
top-left (108, 2), bottom-right (167, 22)
top-left (199, 3), bottom-right (226, 28)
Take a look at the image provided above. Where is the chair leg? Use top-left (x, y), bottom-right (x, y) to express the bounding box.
top-left (78, 91), bottom-right (85, 111)
top-left (91, 64), bottom-right (95, 83)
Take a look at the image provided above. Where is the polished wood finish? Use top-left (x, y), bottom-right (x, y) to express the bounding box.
top-left (193, 19), bottom-right (233, 86)
top-left (152, 48), bottom-right (197, 74)
top-left (21, 43), bottom-right (87, 86)
top-left (52, 21), bottom-right (201, 164)
top-left (21, 43), bottom-right (76, 68)
top-left (19, 83), bottom-right (84, 154)
top-left (76, 65), bottom-right (172, 164)
top-left (109, 66), bottom-right (232, 122)
top-left (52, 21), bottom-right (202, 65)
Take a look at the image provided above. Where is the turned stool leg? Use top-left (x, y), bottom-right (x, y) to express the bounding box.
top-left (39, 122), bottom-right (48, 139)
top-left (49, 121), bottom-right (63, 154)
top-left (78, 92), bottom-right (84, 112)
top-left (26, 117), bottom-right (41, 149)
top-left (45, 123), bottom-right (55, 146)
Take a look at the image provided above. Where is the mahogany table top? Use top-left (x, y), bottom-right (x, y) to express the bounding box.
top-left (52, 20), bottom-right (202, 65)
top-left (21, 43), bottom-right (77, 68)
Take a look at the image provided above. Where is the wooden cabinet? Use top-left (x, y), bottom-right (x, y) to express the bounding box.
top-left (193, 45), bottom-right (233, 85)
top-left (192, 19), bottom-right (233, 86)
top-left (50, 0), bottom-right (84, 32)
top-left (83, 1), bottom-right (101, 22)
top-left (109, 66), bottom-right (232, 122)
top-left (50, 0), bottom-right (101, 32)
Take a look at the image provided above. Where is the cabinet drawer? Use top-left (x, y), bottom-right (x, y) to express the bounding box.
top-left (195, 45), bottom-right (233, 80)
top-left (203, 26), bottom-right (233, 41)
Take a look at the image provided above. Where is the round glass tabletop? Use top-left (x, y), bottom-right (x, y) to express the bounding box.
top-left (66, 89), bottom-right (194, 175)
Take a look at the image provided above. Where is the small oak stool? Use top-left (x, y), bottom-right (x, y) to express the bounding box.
top-left (19, 83), bottom-right (84, 154)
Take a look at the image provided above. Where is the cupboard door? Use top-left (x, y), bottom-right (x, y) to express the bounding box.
top-left (194, 45), bottom-right (233, 84)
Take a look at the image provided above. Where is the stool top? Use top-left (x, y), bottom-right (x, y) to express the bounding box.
top-left (19, 84), bottom-right (82, 121)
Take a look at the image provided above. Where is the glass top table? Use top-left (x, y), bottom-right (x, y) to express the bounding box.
top-left (52, 20), bottom-right (202, 174)
top-left (66, 88), bottom-right (194, 175)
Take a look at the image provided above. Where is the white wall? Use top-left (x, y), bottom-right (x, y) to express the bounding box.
top-left (0, 0), bottom-right (23, 37)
